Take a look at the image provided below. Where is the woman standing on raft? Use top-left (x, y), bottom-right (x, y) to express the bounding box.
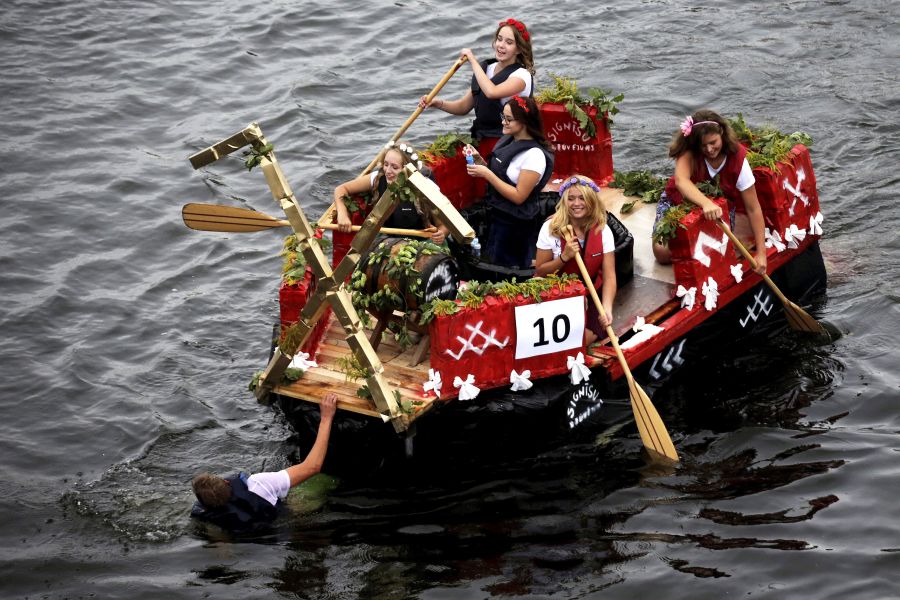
top-left (534, 175), bottom-right (616, 344)
top-left (465, 96), bottom-right (554, 268)
top-left (653, 109), bottom-right (767, 274)
top-left (421, 18), bottom-right (535, 154)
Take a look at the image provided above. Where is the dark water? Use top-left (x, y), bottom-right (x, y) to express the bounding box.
top-left (2, 0), bottom-right (899, 597)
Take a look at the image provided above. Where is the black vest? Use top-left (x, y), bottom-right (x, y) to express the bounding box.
top-left (471, 59), bottom-right (527, 141)
top-left (190, 473), bottom-right (279, 530)
top-left (486, 135), bottom-right (555, 220)
top-left (376, 174), bottom-right (427, 231)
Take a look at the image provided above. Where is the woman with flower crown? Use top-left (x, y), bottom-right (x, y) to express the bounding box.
top-left (333, 142), bottom-right (449, 244)
top-left (535, 175), bottom-right (616, 343)
top-left (464, 95), bottom-right (554, 268)
top-left (420, 18), bottom-right (535, 156)
top-left (653, 109), bottom-right (767, 274)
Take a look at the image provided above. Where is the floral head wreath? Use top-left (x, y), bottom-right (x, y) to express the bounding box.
top-left (680, 115), bottom-right (719, 137)
top-left (512, 96), bottom-right (530, 114)
top-left (558, 176), bottom-right (601, 197)
top-left (384, 140), bottom-right (423, 170)
top-left (499, 18), bottom-right (530, 42)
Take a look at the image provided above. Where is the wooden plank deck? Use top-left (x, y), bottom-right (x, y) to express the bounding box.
top-left (273, 314), bottom-right (437, 422)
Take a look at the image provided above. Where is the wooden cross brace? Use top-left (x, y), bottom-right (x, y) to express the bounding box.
top-left (189, 123), bottom-right (475, 433)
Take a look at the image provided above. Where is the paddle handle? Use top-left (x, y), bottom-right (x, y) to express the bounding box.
top-left (562, 227), bottom-right (632, 378)
top-left (318, 57), bottom-right (468, 227)
top-left (318, 222), bottom-right (434, 239)
top-left (716, 219), bottom-right (791, 306)
top-left (360, 56), bottom-right (468, 176)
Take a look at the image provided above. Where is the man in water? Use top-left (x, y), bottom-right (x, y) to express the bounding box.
top-left (190, 393), bottom-right (338, 530)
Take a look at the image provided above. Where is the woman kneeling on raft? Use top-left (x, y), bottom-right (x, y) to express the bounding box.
top-left (334, 142), bottom-right (450, 244)
top-left (464, 95), bottom-right (554, 267)
top-left (653, 109), bottom-right (767, 274)
top-left (534, 175), bottom-right (616, 344)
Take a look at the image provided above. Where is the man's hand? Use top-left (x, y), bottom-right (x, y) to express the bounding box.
top-left (320, 393), bottom-right (337, 421)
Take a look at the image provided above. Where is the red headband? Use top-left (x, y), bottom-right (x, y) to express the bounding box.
top-left (513, 96), bottom-right (530, 113)
top-left (499, 18), bottom-right (530, 42)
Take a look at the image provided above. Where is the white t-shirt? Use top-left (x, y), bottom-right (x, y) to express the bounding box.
top-left (536, 220), bottom-right (615, 258)
top-left (705, 156), bottom-right (755, 191)
top-left (247, 470), bottom-right (291, 506)
top-left (485, 62), bottom-right (532, 105)
top-left (505, 147), bottom-right (547, 183)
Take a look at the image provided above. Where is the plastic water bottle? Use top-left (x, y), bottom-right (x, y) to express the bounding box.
top-left (464, 146), bottom-right (475, 165)
top-left (470, 237), bottom-right (481, 259)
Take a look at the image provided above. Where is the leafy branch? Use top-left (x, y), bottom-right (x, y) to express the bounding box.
top-left (242, 143), bottom-right (274, 171)
top-left (652, 203), bottom-right (693, 245)
top-left (729, 113), bottom-right (813, 171)
top-left (536, 74), bottom-right (624, 135)
top-left (613, 170), bottom-right (666, 213)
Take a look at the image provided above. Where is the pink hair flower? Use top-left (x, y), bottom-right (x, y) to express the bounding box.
top-left (680, 115), bottom-right (694, 136)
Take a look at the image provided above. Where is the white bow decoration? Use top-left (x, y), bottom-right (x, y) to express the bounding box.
top-left (567, 352), bottom-right (592, 385)
top-left (765, 228), bottom-right (786, 253)
top-left (620, 316), bottom-right (665, 350)
top-left (422, 368), bottom-right (442, 397)
top-left (702, 276), bottom-right (719, 311)
top-left (453, 374), bottom-right (480, 401)
top-left (509, 369), bottom-right (533, 392)
top-left (730, 263), bottom-right (744, 283)
top-left (676, 285), bottom-right (697, 310)
top-left (784, 224), bottom-right (807, 249)
top-left (809, 212), bottom-right (824, 236)
top-left (288, 351), bottom-right (318, 370)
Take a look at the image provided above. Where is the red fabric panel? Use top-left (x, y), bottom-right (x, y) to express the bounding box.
top-left (428, 280), bottom-right (587, 398)
top-left (540, 103), bottom-right (614, 185)
top-left (669, 197), bottom-right (737, 293)
top-left (753, 145), bottom-right (820, 235)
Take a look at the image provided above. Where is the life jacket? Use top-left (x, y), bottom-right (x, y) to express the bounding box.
top-left (560, 223), bottom-right (606, 289)
top-left (376, 174), bottom-right (427, 231)
top-left (471, 59), bottom-right (529, 141)
top-left (664, 144), bottom-right (749, 206)
top-left (190, 472), bottom-right (279, 531)
top-left (486, 135), bottom-right (554, 220)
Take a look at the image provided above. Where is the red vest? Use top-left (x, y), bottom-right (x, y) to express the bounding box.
top-left (560, 224), bottom-right (605, 289)
top-left (664, 144), bottom-right (748, 205)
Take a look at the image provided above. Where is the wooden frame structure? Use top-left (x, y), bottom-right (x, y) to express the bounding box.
top-left (188, 123), bottom-right (474, 432)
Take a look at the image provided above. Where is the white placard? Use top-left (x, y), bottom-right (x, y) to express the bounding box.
top-left (514, 296), bottom-right (585, 359)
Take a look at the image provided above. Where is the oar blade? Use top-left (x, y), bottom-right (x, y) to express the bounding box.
top-left (628, 377), bottom-right (679, 462)
top-left (181, 203), bottom-right (286, 233)
top-left (783, 300), bottom-right (826, 334)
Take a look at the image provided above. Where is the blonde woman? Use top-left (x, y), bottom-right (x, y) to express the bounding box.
top-left (535, 175), bottom-right (616, 342)
top-left (333, 142), bottom-right (449, 244)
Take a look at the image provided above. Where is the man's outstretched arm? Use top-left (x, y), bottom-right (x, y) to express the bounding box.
top-left (286, 393), bottom-right (338, 487)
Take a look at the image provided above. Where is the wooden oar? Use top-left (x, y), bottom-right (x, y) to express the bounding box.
top-left (717, 219), bottom-right (825, 334)
top-left (182, 203), bottom-right (433, 238)
top-left (564, 226), bottom-right (679, 462)
top-left (317, 56), bottom-right (468, 227)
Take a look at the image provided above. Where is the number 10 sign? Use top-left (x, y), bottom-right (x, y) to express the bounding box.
top-left (514, 296), bottom-right (585, 359)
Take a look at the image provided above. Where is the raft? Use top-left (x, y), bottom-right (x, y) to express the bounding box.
top-left (185, 105), bottom-right (827, 461)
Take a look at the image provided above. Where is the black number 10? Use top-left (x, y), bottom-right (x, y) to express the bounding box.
top-left (533, 314), bottom-right (571, 346)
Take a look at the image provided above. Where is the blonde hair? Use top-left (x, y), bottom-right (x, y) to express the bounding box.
top-left (378, 142), bottom-right (438, 228)
top-left (548, 174), bottom-right (607, 239)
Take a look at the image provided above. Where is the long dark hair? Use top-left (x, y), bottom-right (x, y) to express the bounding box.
top-left (507, 96), bottom-right (552, 150)
top-left (668, 109), bottom-right (741, 158)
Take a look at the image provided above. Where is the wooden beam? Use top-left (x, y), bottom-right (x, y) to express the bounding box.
top-left (405, 166), bottom-right (475, 243)
top-left (188, 123), bottom-right (263, 169)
